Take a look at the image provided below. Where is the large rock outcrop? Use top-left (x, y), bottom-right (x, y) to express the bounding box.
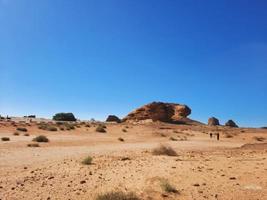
top-left (53, 113), bottom-right (76, 121)
top-left (225, 120), bottom-right (238, 128)
top-left (122, 102), bottom-right (192, 124)
top-left (208, 117), bottom-right (220, 126)
top-left (106, 115), bottom-right (121, 123)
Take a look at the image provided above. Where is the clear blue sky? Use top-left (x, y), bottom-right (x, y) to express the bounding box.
top-left (0, 0), bottom-right (267, 127)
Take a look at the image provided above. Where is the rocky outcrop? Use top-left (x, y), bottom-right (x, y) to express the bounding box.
top-left (225, 120), bottom-right (238, 128)
top-left (122, 102), bottom-right (192, 124)
top-left (208, 117), bottom-right (220, 126)
top-left (106, 115), bottom-right (121, 123)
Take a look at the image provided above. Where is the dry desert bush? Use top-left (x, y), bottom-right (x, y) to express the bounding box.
top-left (169, 136), bottom-right (178, 141)
top-left (33, 135), bottom-right (49, 143)
top-left (82, 156), bottom-right (93, 165)
top-left (16, 127), bottom-right (27, 132)
top-left (96, 191), bottom-right (140, 200)
top-left (38, 123), bottom-right (57, 131)
top-left (160, 180), bottom-right (179, 194)
top-left (118, 137), bottom-right (124, 142)
top-left (96, 125), bottom-right (106, 133)
top-left (152, 145), bottom-right (178, 156)
top-left (27, 143), bottom-right (40, 147)
top-left (254, 136), bottom-right (265, 142)
top-left (1, 137), bottom-right (10, 141)
top-left (13, 131), bottom-right (20, 136)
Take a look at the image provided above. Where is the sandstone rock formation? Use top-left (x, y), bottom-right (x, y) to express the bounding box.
top-left (208, 117), bottom-right (220, 126)
top-left (225, 120), bottom-right (238, 128)
top-left (122, 102), bottom-right (192, 124)
top-left (106, 115), bottom-right (121, 123)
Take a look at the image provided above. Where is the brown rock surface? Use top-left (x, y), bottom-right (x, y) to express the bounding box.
top-left (106, 115), bottom-right (121, 123)
top-left (208, 117), bottom-right (220, 126)
top-left (122, 102), bottom-right (192, 123)
top-left (225, 120), bottom-right (238, 127)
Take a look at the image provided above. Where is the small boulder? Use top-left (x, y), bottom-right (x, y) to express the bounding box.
top-left (225, 120), bottom-right (238, 128)
top-left (208, 117), bottom-right (220, 126)
top-left (106, 115), bottom-right (121, 123)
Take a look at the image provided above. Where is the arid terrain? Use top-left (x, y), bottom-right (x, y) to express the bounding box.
top-left (0, 116), bottom-right (266, 200)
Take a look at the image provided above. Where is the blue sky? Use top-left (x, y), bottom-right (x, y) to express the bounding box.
top-left (0, 0), bottom-right (267, 127)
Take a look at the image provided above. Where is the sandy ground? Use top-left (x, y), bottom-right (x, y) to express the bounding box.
top-left (0, 120), bottom-right (267, 200)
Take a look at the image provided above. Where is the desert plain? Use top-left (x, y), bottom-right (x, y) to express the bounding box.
top-left (0, 115), bottom-right (266, 200)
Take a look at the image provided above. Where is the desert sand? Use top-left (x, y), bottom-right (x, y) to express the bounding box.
top-left (0, 119), bottom-right (267, 200)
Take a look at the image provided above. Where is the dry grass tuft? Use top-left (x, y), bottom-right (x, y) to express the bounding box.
top-left (82, 156), bottom-right (93, 165)
top-left (160, 180), bottom-right (179, 194)
top-left (17, 127), bottom-right (27, 132)
top-left (38, 123), bottom-right (57, 131)
top-left (1, 137), bottom-right (10, 141)
top-left (13, 131), bottom-right (20, 136)
top-left (96, 125), bottom-right (106, 133)
top-left (96, 191), bottom-right (140, 200)
top-left (169, 136), bottom-right (178, 141)
top-left (33, 135), bottom-right (49, 143)
top-left (254, 136), bottom-right (265, 142)
top-left (152, 145), bottom-right (178, 156)
top-left (27, 143), bottom-right (40, 147)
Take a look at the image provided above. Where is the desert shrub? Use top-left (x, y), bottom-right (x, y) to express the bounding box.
top-left (38, 124), bottom-right (48, 130)
top-left (56, 121), bottom-right (64, 125)
top-left (53, 113), bottom-right (76, 121)
top-left (38, 124), bottom-right (57, 131)
top-left (96, 191), bottom-right (140, 200)
top-left (33, 135), bottom-right (49, 143)
top-left (60, 127), bottom-right (65, 131)
top-left (17, 127), bottom-right (27, 132)
top-left (96, 125), bottom-right (106, 133)
top-left (47, 126), bottom-right (57, 131)
top-left (64, 123), bottom-right (75, 130)
top-left (254, 136), bottom-right (265, 142)
top-left (82, 156), bottom-right (93, 165)
top-left (169, 137), bottom-right (177, 141)
top-left (27, 143), bottom-right (40, 147)
top-left (152, 145), bottom-right (178, 156)
top-left (13, 131), bottom-right (20, 136)
top-left (160, 180), bottom-right (179, 194)
top-left (98, 124), bottom-right (106, 128)
top-left (1, 137), bottom-right (10, 141)
top-left (118, 137), bottom-right (124, 142)
top-left (160, 133), bottom-right (166, 137)
top-left (122, 129), bottom-right (127, 132)
top-left (225, 133), bottom-right (233, 138)
top-left (24, 133), bottom-right (30, 136)
top-left (85, 124), bottom-right (91, 127)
